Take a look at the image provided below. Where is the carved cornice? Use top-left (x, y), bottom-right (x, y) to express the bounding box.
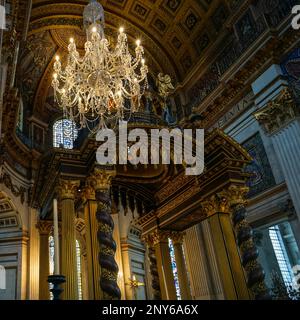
top-left (191, 29), bottom-right (300, 129)
top-left (157, 183), bottom-right (200, 217)
top-left (254, 88), bottom-right (298, 135)
top-left (56, 179), bottom-right (80, 200)
top-left (155, 173), bottom-right (193, 203)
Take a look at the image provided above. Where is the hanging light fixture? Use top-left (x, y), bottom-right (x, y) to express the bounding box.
top-left (52, 0), bottom-right (148, 129)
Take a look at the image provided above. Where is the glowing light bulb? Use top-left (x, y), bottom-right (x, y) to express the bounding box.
top-left (136, 39), bottom-right (141, 46)
top-left (55, 55), bottom-right (60, 61)
top-left (70, 38), bottom-right (74, 43)
top-left (142, 59), bottom-right (145, 65)
top-left (92, 26), bottom-right (97, 33)
top-left (119, 27), bottom-right (124, 33)
top-left (53, 73), bottom-right (57, 79)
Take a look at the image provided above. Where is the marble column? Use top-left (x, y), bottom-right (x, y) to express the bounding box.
top-left (37, 220), bottom-right (52, 300)
top-left (83, 185), bottom-right (102, 300)
top-left (169, 232), bottom-right (192, 300)
top-left (150, 230), bottom-right (177, 300)
top-left (255, 88), bottom-right (300, 219)
top-left (88, 166), bottom-right (121, 300)
top-left (57, 179), bottom-right (80, 300)
top-left (207, 209), bottom-right (250, 300)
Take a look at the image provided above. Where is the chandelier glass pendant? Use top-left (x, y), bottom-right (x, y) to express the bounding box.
top-left (52, 0), bottom-right (148, 129)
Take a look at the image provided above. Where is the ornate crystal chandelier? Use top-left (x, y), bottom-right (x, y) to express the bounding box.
top-left (52, 0), bottom-right (148, 129)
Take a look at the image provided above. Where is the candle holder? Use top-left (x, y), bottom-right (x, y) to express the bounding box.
top-left (128, 276), bottom-right (144, 300)
top-left (47, 275), bottom-right (66, 300)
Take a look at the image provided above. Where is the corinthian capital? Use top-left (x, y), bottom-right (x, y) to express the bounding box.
top-left (88, 166), bottom-right (116, 191)
top-left (254, 88), bottom-right (298, 135)
top-left (56, 179), bottom-right (80, 200)
top-left (224, 185), bottom-right (249, 207)
top-left (201, 193), bottom-right (230, 217)
top-left (82, 185), bottom-right (96, 202)
top-left (36, 220), bottom-right (53, 235)
top-left (169, 231), bottom-right (186, 245)
top-left (147, 229), bottom-right (170, 246)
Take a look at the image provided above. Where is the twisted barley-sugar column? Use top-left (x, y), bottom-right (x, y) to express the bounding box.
top-left (149, 247), bottom-right (162, 300)
top-left (89, 166), bottom-right (121, 300)
top-left (143, 236), bottom-right (162, 300)
top-left (228, 185), bottom-right (270, 300)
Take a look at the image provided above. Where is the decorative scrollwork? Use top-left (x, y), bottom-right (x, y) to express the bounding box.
top-left (0, 172), bottom-right (26, 204)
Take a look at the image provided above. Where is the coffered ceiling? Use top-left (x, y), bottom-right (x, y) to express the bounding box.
top-left (19, 0), bottom-right (232, 120)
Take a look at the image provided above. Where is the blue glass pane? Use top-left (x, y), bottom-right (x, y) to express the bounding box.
top-left (53, 119), bottom-right (78, 149)
top-left (168, 239), bottom-right (181, 300)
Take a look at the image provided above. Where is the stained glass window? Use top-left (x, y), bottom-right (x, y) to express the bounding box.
top-left (76, 240), bottom-right (83, 300)
top-left (53, 119), bottom-right (78, 149)
top-left (168, 239), bottom-right (181, 300)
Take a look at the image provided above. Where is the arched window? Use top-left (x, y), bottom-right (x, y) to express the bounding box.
top-left (53, 119), bottom-right (78, 149)
top-left (168, 239), bottom-right (181, 300)
top-left (76, 240), bottom-right (83, 300)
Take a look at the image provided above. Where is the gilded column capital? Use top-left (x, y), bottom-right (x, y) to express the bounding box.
top-left (56, 179), bottom-right (80, 200)
top-left (254, 88), bottom-right (298, 135)
top-left (37, 220), bottom-right (53, 235)
top-left (88, 166), bottom-right (116, 192)
top-left (225, 185), bottom-right (249, 208)
top-left (201, 193), bottom-right (230, 217)
top-left (82, 185), bottom-right (96, 202)
top-left (168, 231), bottom-right (186, 245)
top-left (145, 229), bottom-right (170, 246)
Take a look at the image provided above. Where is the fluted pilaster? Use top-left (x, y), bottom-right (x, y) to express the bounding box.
top-left (57, 179), bottom-right (80, 300)
top-left (37, 220), bottom-right (52, 300)
top-left (147, 230), bottom-right (177, 300)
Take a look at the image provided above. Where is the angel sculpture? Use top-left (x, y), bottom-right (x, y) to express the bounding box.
top-left (156, 73), bottom-right (175, 100)
top-left (156, 73), bottom-right (176, 124)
